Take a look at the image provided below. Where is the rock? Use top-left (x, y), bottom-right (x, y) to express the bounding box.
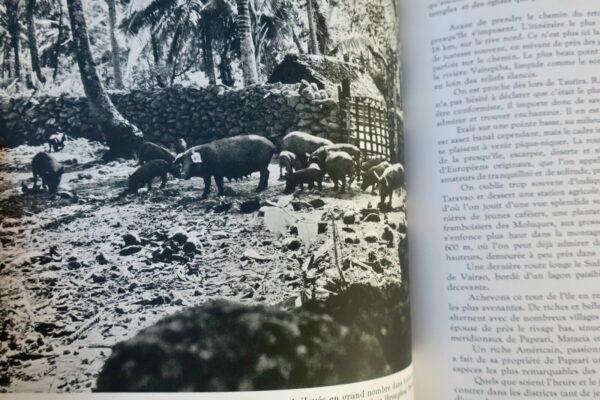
top-left (122, 233), bottom-right (141, 247)
top-left (342, 227), bottom-right (355, 233)
top-left (378, 202), bottom-right (393, 212)
top-left (67, 261), bottom-right (81, 270)
top-left (211, 231), bottom-right (229, 240)
top-left (182, 241), bottom-right (197, 253)
top-left (284, 238), bottom-right (302, 251)
top-left (170, 231), bottom-right (188, 244)
top-left (317, 222), bottom-right (327, 234)
top-left (371, 262), bottom-right (383, 274)
top-left (364, 234), bottom-right (378, 243)
top-left (308, 198), bottom-right (325, 208)
top-left (119, 246), bottom-right (142, 256)
top-left (90, 273), bottom-right (106, 284)
top-left (382, 227), bottom-right (394, 244)
top-left (360, 208), bottom-right (379, 217)
top-left (364, 213), bottom-right (381, 223)
top-left (136, 294), bottom-right (171, 306)
top-left (291, 201), bottom-right (312, 211)
top-left (344, 237), bottom-right (358, 244)
top-left (342, 212), bottom-right (356, 225)
top-left (95, 300), bottom-right (389, 392)
top-left (289, 225), bottom-right (298, 235)
top-left (239, 198), bottom-right (261, 214)
top-left (398, 223), bottom-right (407, 234)
top-left (214, 202), bottom-right (233, 213)
top-left (57, 191), bottom-right (75, 200)
top-left (96, 253), bottom-right (109, 265)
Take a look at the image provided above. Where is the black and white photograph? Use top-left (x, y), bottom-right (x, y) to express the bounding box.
top-left (0, 0), bottom-right (408, 393)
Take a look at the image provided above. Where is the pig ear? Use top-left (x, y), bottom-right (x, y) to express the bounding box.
top-left (191, 151), bottom-right (202, 164)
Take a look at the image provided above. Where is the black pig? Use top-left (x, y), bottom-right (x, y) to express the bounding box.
top-left (128, 160), bottom-right (174, 194)
top-left (325, 151), bottom-right (355, 193)
top-left (375, 163), bottom-right (405, 207)
top-left (48, 132), bottom-right (67, 152)
top-left (31, 152), bottom-right (64, 193)
top-left (361, 161), bottom-right (391, 193)
top-left (281, 131), bottom-right (333, 167)
top-left (174, 138), bottom-right (187, 154)
top-left (283, 163), bottom-right (324, 194)
top-left (175, 135), bottom-right (277, 199)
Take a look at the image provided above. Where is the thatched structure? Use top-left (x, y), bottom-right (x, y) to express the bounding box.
top-left (268, 54), bottom-right (385, 102)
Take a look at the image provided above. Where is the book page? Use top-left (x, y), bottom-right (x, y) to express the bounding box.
top-left (404, 0), bottom-right (600, 398)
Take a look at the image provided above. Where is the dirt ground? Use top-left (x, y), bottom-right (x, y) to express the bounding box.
top-left (0, 138), bottom-right (407, 392)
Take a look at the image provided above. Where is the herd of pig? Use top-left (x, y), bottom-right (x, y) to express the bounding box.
top-left (27, 131), bottom-right (404, 206)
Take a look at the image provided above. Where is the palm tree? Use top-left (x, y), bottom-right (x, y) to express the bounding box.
top-left (305, 0), bottom-right (318, 54)
top-left (236, 0), bottom-right (257, 85)
top-left (66, 0), bottom-right (143, 159)
top-left (26, 0), bottom-right (46, 83)
top-left (122, 0), bottom-right (240, 86)
top-left (106, 0), bottom-right (124, 88)
top-left (4, 0), bottom-right (21, 80)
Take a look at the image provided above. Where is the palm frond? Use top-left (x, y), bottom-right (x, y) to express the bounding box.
top-left (120, 0), bottom-right (177, 35)
top-left (329, 34), bottom-right (387, 68)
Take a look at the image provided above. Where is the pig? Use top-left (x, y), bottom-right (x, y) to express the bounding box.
top-left (48, 132), bottom-right (66, 152)
top-left (375, 163), bottom-right (405, 206)
top-left (361, 161), bottom-right (391, 193)
top-left (127, 159), bottom-right (175, 194)
top-left (310, 143), bottom-right (361, 177)
top-left (278, 150), bottom-right (304, 180)
top-left (325, 151), bottom-right (355, 193)
top-left (31, 152), bottom-right (64, 193)
top-left (283, 163), bottom-right (324, 194)
top-left (174, 138), bottom-right (187, 154)
top-left (281, 131), bottom-right (333, 167)
top-left (361, 157), bottom-right (388, 173)
top-left (138, 142), bottom-right (175, 165)
top-left (137, 142), bottom-right (181, 178)
top-left (174, 135), bottom-right (277, 199)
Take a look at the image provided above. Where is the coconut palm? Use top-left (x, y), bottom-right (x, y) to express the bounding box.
top-left (106, 0), bottom-right (124, 88)
top-left (122, 0), bottom-right (237, 86)
top-left (26, 0), bottom-right (46, 83)
top-left (66, 0), bottom-right (143, 159)
top-left (235, 0), bottom-right (257, 84)
top-left (3, 0), bottom-right (21, 80)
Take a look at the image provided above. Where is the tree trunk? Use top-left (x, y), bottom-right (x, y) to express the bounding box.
top-left (52, 0), bottom-right (63, 81)
top-left (291, 27), bottom-right (305, 54)
top-left (6, 0), bottom-right (21, 80)
top-left (66, 0), bottom-right (143, 159)
top-left (218, 40), bottom-right (234, 87)
top-left (306, 0), bottom-right (319, 55)
top-left (202, 21), bottom-right (216, 85)
top-left (166, 27), bottom-right (180, 86)
top-left (26, 0), bottom-right (46, 83)
top-left (106, 0), bottom-right (124, 89)
top-left (150, 33), bottom-right (165, 88)
top-left (2, 46), bottom-right (11, 79)
top-left (236, 0), bottom-right (258, 85)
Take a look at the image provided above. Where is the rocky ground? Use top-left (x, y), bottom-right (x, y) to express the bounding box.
top-left (0, 138), bottom-right (407, 392)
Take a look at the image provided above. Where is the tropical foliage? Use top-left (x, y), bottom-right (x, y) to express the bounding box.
top-left (0, 0), bottom-right (400, 103)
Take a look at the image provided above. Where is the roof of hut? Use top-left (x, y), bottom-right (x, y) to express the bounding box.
top-left (268, 54), bottom-right (385, 102)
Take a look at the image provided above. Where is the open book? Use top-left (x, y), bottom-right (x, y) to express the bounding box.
top-left (1, 0), bottom-right (599, 398)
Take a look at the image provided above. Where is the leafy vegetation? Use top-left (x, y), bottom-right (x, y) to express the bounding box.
top-left (0, 0), bottom-right (400, 103)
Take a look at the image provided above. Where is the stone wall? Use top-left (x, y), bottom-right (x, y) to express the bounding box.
top-left (0, 82), bottom-right (344, 148)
